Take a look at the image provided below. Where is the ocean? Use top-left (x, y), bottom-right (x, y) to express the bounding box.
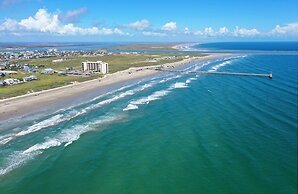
top-left (195, 41), bottom-right (298, 51)
top-left (0, 42), bottom-right (297, 193)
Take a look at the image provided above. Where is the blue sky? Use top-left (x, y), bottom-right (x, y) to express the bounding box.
top-left (0, 0), bottom-right (297, 42)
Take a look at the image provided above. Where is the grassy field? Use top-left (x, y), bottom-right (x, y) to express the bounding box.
top-left (0, 53), bottom-right (205, 99)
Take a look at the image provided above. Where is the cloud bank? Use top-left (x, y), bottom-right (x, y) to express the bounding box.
top-left (0, 8), bottom-right (126, 36)
top-left (161, 22), bottom-right (177, 31)
top-left (127, 19), bottom-right (149, 30)
top-left (0, 8), bottom-right (297, 40)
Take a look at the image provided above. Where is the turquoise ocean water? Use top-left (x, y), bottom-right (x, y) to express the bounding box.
top-left (0, 43), bottom-right (297, 193)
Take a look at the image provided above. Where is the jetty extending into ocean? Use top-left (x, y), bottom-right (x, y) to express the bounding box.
top-left (154, 68), bottom-right (273, 79)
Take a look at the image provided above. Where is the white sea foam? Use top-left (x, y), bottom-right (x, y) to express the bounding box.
top-left (124, 74), bottom-right (198, 112)
top-left (140, 83), bottom-right (153, 90)
top-left (16, 114), bottom-right (64, 137)
top-left (0, 151), bottom-right (38, 176)
top-left (0, 114), bottom-right (124, 176)
top-left (0, 82), bottom-right (145, 145)
top-left (135, 90), bottom-right (170, 105)
top-left (159, 75), bottom-right (177, 83)
top-left (171, 82), bottom-right (188, 88)
top-left (0, 72), bottom-right (192, 175)
top-left (124, 89), bottom-right (171, 111)
top-left (0, 75), bottom-right (182, 146)
top-left (83, 75), bottom-right (180, 112)
top-left (183, 65), bottom-right (195, 71)
top-left (23, 139), bottom-right (62, 154)
top-left (52, 82), bottom-right (140, 115)
top-left (208, 60), bottom-right (232, 72)
top-left (208, 55), bottom-right (247, 72)
top-left (185, 77), bottom-right (197, 84)
top-left (123, 104), bottom-right (139, 111)
top-left (0, 137), bottom-right (14, 145)
top-left (0, 114), bottom-right (67, 145)
top-left (23, 114), bottom-right (122, 155)
top-left (195, 61), bottom-right (211, 70)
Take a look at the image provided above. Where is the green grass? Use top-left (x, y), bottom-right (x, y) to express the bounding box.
top-left (0, 74), bottom-right (98, 99)
top-left (1, 53), bottom-right (206, 99)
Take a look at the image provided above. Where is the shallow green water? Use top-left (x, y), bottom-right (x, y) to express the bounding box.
top-left (0, 54), bottom-right (297, 194)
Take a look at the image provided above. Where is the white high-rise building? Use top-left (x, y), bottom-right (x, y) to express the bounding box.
top-left (81, 61), bottom-right (109, 74)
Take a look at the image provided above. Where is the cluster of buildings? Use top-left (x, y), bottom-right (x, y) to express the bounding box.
top-left (0, 48), bottom-right (111, 87)
top-left (146, 55), bottom-right (189, 62)
top-left (0, 63), bottom-right (43, 72)
top-left (0, 60), bottom-right (109, 87)
top-left (0, 75), bottom-right (37, 86)
top-left (0, 49), bottom-right (110, 60)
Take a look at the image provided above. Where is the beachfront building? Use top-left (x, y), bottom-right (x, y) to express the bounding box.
top-left (81, 61), bottom-right (109, 74)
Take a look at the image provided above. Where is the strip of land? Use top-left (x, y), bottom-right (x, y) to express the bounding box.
top-left (0, 53), bottom-right (227, 121)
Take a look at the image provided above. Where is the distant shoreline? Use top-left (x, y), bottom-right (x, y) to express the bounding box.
top-left (0, 53), bottom-right (228, 121)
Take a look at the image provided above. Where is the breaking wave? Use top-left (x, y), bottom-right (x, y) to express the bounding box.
top-left (0, 114), bottom-right (125, 175)
top-left (208, 55), bottom-right (247, 72)
top-left (171, 82), bottom-right (188, 88)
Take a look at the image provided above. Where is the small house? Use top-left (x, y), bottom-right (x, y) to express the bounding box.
top-left (41, 68), bottom-right (55, 74)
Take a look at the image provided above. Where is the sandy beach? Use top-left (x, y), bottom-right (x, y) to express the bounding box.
top-left (0, 54), bottom-right (227, 121)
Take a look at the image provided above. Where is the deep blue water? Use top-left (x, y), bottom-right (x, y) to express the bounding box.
top-left (0, 43), bottom-right (297, 193)
top-left (195, 41), bottom-right (298, 51)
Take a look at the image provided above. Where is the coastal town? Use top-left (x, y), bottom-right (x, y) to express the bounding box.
top-left (0, 48), bottom-right (110, 60)
top-left (0, 49), bottom-right (112, 86)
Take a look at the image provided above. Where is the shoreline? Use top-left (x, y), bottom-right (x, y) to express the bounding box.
top-left (0, 53), bottom-right (228, 121)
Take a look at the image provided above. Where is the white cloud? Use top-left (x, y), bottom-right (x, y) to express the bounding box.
top-left (127, 19), bottom-right (149, 30)
top-left (59, 7), bottom-right (88, 23)
top-left (19, 9), bottom-right (60, 32)
top-left (219, 26), bottom-right (229, 34)
top-left (113, 28), bottom-right (125, 35)
top-left (194, 26), bottom-right (259, 37)
top-left (0, 18), bottom-right (19, 31)
top-left (204, 27), bottom-right (215, 36)
top-left (142, 31), bottom-right (166, 36)
top-left (184, 27), bottom-right (190, 34)
top-left (193, 30), bottom-right (203, 36)
top-left (271, 23), bottom-right (298, 36)
top-left (98, 27), bottom-right (125, 35)
top-left (194, 27), bottom-right (215, 36)
top-left (0, 8), bottom-right (128, 36)
top-left (233, 26), bottom-right (260, 37)
top-left (161, 22), bottom-right (177, 31)
top-left (1, 8), bottom-right (297, 40)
